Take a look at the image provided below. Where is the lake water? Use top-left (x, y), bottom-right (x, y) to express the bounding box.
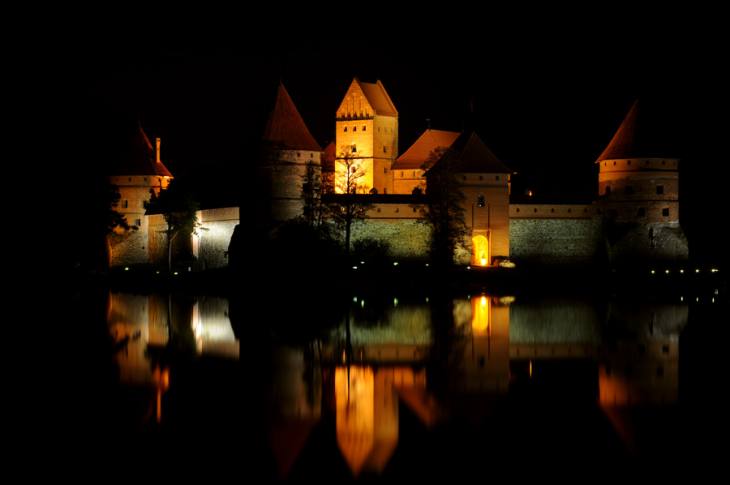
top-left (68, 285), bottom-right (725, 479)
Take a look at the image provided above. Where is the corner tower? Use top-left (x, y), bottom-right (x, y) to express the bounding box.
top-left (335, 79), bottom-right (398, 194)
top-left (262, 82), bottom-right (322, 223)
top-left (596, 100), bottom-right (688, 262)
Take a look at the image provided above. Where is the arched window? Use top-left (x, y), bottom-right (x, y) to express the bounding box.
top-left (477, 195), bottom-right (485, 208)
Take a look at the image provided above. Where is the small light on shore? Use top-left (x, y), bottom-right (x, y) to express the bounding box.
top-left (361, 300), bottom-right (365, 308)
top-left (425, 263), bottom-right (429, 267)
top-left (680, 269), bottom-right (684, 274)
top-left (360, 261), bottom-right (365, 265)
top-left (393, 298), bottom-right (399, 307)
top-left (711, 268), bottom-right (719, 273)
top-left (680, 296), bottom-right (684, 302)
top-left (696, 269), bottom-right (700, 273)
top-left (393, 262), bottom-right (399, 266)
top-left (352, 266), bottom-right (358, 270)
top-left (651, 270), bottom-right (655, 274)
top-left (124, 267), bottom-right (129, 271)
top-left (173, 271), bottom-right (178, 276)
top-left (353, 296), bottom-right (358, 302)
top-left (466, 266), bottom-right (471, 270)
top-left (665, 269), bottom-right (670, 274)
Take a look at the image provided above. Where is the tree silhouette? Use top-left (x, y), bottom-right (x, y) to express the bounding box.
top-left (326, 147), bottom-right (372, 257)
top-left (423, 147), bottom-right (467, 269)
top-left (145, 179), bottom-right (201, 272)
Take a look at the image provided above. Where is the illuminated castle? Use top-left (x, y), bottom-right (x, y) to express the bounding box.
top-left (108, 79), bottom-right (688, 269)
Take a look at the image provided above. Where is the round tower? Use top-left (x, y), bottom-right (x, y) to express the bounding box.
top-left (108, 125), bottom-right (173, 267)
top-left (261, 83), bottom-right (322, 223)
top-left (596, 100), bottom-right (688, 262)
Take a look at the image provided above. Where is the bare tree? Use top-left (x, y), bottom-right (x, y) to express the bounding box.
top-left (326, 147), bottom-right (372, 256)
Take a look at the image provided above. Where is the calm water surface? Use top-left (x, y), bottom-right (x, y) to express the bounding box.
top-left (75, 287), bottom-right (724, 479)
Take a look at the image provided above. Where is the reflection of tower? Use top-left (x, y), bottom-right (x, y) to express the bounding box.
top-left (599, 303), bottom-right (688, 406)
top-left (335, 366), bottom-right (425, 477)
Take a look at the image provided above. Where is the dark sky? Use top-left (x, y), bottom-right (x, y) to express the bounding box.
top-left (52, 13), bottom-right (728, 261)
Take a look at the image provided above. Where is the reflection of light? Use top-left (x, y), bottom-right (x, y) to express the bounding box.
top-left (680, 296), bottom-right (683, 302)
top-left (393, 298), bottom-right (398, 307)
top-left (471, 295), bottom-right (490, 334)
top-left (529, 360), bottom-right (533, 378)
top-left (361, 300), bottom-right (365, 308)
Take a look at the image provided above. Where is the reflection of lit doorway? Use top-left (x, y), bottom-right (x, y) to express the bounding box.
top-left (472, 235), bottom-right (489, 267)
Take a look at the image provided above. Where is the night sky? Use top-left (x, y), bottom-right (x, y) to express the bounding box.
top-left (51, 13), bottom-right (728, 263)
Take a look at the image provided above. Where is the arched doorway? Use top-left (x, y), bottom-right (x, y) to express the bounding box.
top-left (472, 235), bottom-right (489, 267)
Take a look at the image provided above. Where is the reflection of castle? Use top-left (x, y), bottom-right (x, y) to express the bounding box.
top-left (109, 80), bottom-right (687, 268)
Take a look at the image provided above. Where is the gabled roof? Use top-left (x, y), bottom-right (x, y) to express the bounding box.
top-left (336, 78), bottom-right (398, 118)
top-left (393, 129), bottom-right (460, 170)
top-left (263, 82), bottom-right (321, 152)
top-left (432, 131), bottom-right (512, 174)
top-left (110, 124), bottom-right (173, 177)
top-left (596, 99), bottom-right (675, 162)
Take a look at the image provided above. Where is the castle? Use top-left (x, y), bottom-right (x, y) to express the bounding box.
top-left (108, 79), bottom-right (688, 269)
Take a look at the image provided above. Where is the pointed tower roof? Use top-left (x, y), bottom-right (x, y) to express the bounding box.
top-left (393, 129), bottom-right (460, 170)
top-left (433, 132), bottom-right (512, 173)
top-left (336, 78), bottom-right (398, 118)
top-left (596, 99), bottom-right (675, 162)
top-left (111, 124), bottom-right (173, 177)
top-left (263, 83), bottom-right (321, 152)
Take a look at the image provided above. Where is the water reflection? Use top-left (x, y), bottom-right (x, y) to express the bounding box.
top-left (106, 292), bottom-right (239, 424)
top-left (103, 289), bottom-right (704, 477)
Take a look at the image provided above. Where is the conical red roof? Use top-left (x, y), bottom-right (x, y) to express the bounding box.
top-left (596, 99), bottom-right (674, 162)
top-left (263, 83), bottom-right (321, 152)
top-left (110, 124), bottom-right (173, 177)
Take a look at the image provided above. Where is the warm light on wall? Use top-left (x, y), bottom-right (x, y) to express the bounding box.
top-left (472, 235), bottom-right (489, 267)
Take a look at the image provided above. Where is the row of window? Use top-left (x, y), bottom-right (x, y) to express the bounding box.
top-left (605, 185), bottom-right (665, 196)
top-left (606, 208), bottom-right (671, 218)
top-left (342, 126), bottom-right (394, 133)
top-left (514, 207), bottom-right (591, 214)
top-left (603, 159), bottom-right (669, 167)
top-left (121, 200), bottom-right (146, 209)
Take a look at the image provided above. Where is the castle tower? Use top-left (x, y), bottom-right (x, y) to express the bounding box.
top-left (428, 132), bottom-right (512, 266)
top-left (108, 124), bottom-right (173, 267)
top-left (335, 79), bottom-right (398, 194)
top-left (596, 100), bottom-right (688, 262)
top-left (262, 83), bottom-right (322, 223)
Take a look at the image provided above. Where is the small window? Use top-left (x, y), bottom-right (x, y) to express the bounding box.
top-left (384, 167), bottom-right (388, 174)
top-left (383, 146), bottom-right (388, 154)
top-left (128, 177), bottom-right (132, 182)
top-left (550, 208), bottom-right (555, 213)
top-left (122, 200), bottom-right (128, 208)
top-left (662, 208), bottom-right (670, 217)
top-left (344, 126), bottom-right (348, 132)
top-left (637, 207), bottom-right (646, 217)
top-left (463, 176), bottom-right (467, 181)
top-left (625, 186), bottom-right (634, 195)
top-left (627, 160), bottom-right (631, 165)
top-left (656, 366), bottom-right (664, 378)
top-left (605, 186), bottom-right (611, 195)
top-left (516, 208), bottom-right (520, 213)
top-left (479, 175), bottom-right (483, 180)
top-left (412, 171), bottom-right (416, 178)
top-left (352, 145), bottom-right (357, 153)
top-left (383, 188), bottom-right (387, 194)
top-left (144, 177), bottom-right (148, 182)
top-left (533, 208), bottom-right (538, 213)
top-left (662, 344), bottom-right (669, 354)
top-left (362, 126), bottom-right (366, 131)
top-left (395, 207), bottom-right (399, 213)
top-left (135, 219), bottom-right (142, 226)
top-left (567, 208), bottom-right (572, 213)
top-left (496, 175), bottom-right (500, 181)
top-left (296, 152), bottom-right (301, 158)
top-left (477, 195), bottom-right (485, 208)
top-left (353, 126), bottom-right (357, 132)
top-left (656, 185), bottom-right (664, 195)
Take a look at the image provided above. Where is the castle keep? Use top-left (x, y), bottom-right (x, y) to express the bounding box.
top-left (108, 79), bottom-right (688, 269)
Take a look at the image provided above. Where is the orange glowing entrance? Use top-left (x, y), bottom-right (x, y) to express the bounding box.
top-left (472, 235), bottom-right (489, 267)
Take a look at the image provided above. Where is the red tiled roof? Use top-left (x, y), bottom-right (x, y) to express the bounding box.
top-left (322, 141), bottom-right (335, 172)
top-left (263, 83), bottom-right (321, 152)
top-left (359, 80), bottom-right (398, 117)
top-left (438, 132), bottom-right (512, 173)
top-left (110, 124), bottom-right (173, 177)
top-left (393, 129), bottom-right (460, 170)
top-left (596, 99), bottom-right (675, 162)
